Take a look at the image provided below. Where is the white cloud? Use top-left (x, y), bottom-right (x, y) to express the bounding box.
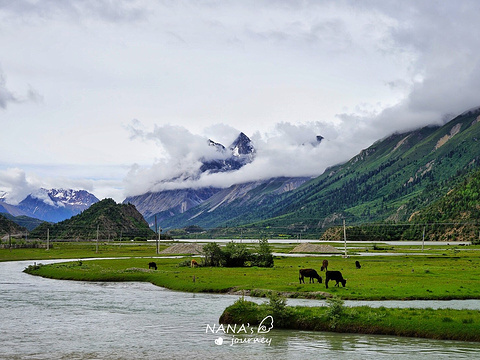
top-left (2, 1), bottom-right (480, 201)
top-left (123, 121), bottom-right (357, 196)
top-left (0, 168), bottom-right (38, 204)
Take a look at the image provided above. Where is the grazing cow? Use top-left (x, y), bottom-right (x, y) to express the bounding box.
top-left (148, 262), bottom-right (157, 270)
top-left (191, 259), bottom-right (198, 268)
top-left (325, 270), bottom-right (346, 289)
top-left (355, 260), bottom-right (361, 269)
top-left (299, 268), bottom-right (322, 284)
top-left (321, 259), bottom-right (328, 272)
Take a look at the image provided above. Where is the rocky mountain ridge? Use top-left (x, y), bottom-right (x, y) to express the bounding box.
top-left (0, 188), bottom-right (99, 223)
top-left (124, 132), bottom-right (312, 228)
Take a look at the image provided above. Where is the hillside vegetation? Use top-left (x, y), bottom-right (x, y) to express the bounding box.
top-left (0, 214), bottom-right (26, 235)
top-left (30, 198), bottom-right (157, 240)
top-left (165, 109), bottom-right (480, 240)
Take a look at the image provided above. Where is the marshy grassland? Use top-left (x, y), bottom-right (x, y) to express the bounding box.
top-left (10, 241), bottom-right (480, 342)
top-left (18, 243), bottom-right (480, 301)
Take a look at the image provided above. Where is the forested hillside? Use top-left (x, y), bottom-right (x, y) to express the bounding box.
top-left (30, 199), bottom-right (157, 240)
top-left (0, 214), bottom-right (26, 236)
top-left (162, 108), bottom-right (480, 240)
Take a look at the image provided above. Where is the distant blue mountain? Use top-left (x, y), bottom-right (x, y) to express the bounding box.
top-left (1, 189), bottom-right (99, 223)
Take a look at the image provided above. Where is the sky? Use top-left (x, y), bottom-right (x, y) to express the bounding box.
top-left (2, 0), bottom-right (480, 204)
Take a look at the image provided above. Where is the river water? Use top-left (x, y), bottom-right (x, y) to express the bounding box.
top-left (1, 260), bottom-right (479, 359)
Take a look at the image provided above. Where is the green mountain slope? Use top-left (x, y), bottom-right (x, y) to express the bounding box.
top-left (159, 177), bottom-right (311, 230)
top-left (255, 110), bottom-right (480, 234)
top-left (162, 108), bottom-right (480, 238)
top-left (1, 213), bottom-right (44, 231)
top-left (0, 214), bottom-right (27, 235)
top-left (407, 167), bottom-right (480, 241)
top-left (30, 198), bottom-right (156, 240)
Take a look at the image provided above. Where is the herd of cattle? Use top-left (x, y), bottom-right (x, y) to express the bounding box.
top-left (148, 258), bottom-right (360, 290)
top-left (299, 259), bottom-right (360, 289)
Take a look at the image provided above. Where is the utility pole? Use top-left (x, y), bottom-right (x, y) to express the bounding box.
top-left (422, 225), bottom-right (426, 251)
top-left (155, 215), bottom-right (159, 255)
top-left (343, 219), bottom-right (347, 258)
top-left (158, 226), bottom-right (161, 252)
top-left (96, 224), bottom-right (99, 254)
top-left (46, 228), bottom-right (50, 251)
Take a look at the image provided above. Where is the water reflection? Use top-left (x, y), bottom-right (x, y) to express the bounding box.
top-left (0, 260), bottom-right (478, 359)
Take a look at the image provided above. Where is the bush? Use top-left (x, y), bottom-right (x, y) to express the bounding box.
top-left (23, 263), bottom-right (44, 273)
top-left (219, 297), bottom-right (261, 325)
top-left (325, 296), bottom-right (344, 329)
top-left (223, 242), bottom-right (251, 267)
top-left (251, 238), bottom-right (274, 267)
top-left (202, 238), bottom-right (273, 268)
top-left (177, 259), bottom-right (193, 267)
top-left (266, 291), bottom-right (292, 327)
top-left (202, 242), bottom-right (223, 267)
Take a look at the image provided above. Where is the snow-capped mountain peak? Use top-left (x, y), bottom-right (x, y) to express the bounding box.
top-left (200, 132), bottom-right (255, 173)
top-left (12, 188), bottom-right (100, 222)
top-left (229, 132), bottom-right (255, 157)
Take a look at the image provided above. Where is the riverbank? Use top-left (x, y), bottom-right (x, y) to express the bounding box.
top-left (220, 296), bottom-right (480, 342)
top-left (22, 253), bottom-right (480, 300)
top-left (18, 252), bottom-right (480, 343)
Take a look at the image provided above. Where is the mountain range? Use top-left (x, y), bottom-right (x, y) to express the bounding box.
top-left (0, 189), bottom-right (99, 223)
top-left (123, 132), bottom-right (312, 228)
top-left (137, 107), bottom-right (480, 239)
top-left (2, 107), bottom-right (480, 241)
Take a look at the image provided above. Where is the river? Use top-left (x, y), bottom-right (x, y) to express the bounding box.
top-left (0, 260), bottom-right (479, 359)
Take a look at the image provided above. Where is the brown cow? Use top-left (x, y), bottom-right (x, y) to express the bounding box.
top-left (191, 259), bottom-right (198, 268)
top-left (299, 268), bottom-right (322, 284)
top-left (321, 259), bottom-right (328, 272)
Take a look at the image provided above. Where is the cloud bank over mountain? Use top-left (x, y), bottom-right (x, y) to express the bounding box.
top-left (2, 1), bottom-right (480, 202)
top-left (124, 121), bottom-right (361, 196)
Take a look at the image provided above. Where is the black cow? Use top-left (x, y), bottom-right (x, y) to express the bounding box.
top-left (299, 268), bottom-right (322, 284)
top-left (355, 260), bottom-right (361, 269)
top-left (148, 262), bottom-right (157, 270)
top-left (325, 270), bottom-right (346, 289)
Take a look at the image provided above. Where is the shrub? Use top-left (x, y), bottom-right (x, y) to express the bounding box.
top-left (23, 263), bottom-right (43, 273)
top-left (223, 242), bottom-right (251, 267)
top-left (219, 297), bottom-right (260, 325)
top-left (325, 296), bottom-right (345, 329)
top-left (202, 240), bottom-right (273, 268)
top-left (251, 238), bottom-right (274, 267)
top-left (266, 291), bottom-right (292, 327)
top-left (177, 259), bottom-right (192, 267)
top-left (202, 242), bottom-right (223, 267)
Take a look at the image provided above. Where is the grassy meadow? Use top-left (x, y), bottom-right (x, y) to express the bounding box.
top-left (0, 241), bottom-right (171, 261)
top-left (11, 241), bottom-right (480, 342)
top-left (20, 245), bottom-right (480, 300)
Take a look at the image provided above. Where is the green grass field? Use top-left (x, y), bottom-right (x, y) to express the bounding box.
top-left (21, 248), bottom-right (480, 300)
top-left (12, 242), bottom-right (480, 342)
top-left (0, 241), bottom-right (174, 261)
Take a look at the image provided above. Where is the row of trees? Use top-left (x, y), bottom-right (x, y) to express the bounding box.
top-left (202, 238), bottom-right (274, 267)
